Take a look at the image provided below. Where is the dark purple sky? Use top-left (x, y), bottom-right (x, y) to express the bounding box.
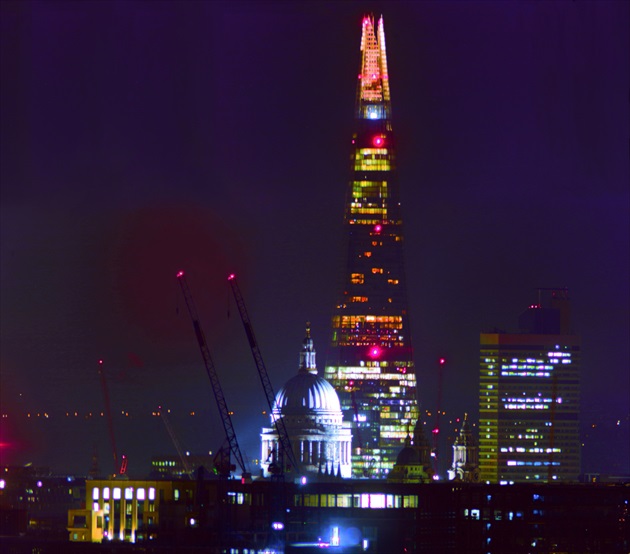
top-left (1, 1), bottom-right (628, 477)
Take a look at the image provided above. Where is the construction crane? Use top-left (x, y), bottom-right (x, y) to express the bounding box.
top-left (157, 405), bottom-right (194, 479)
top-left (176, 270), bottom-right (249, 480)
top-left (227, 273), bottom-right (300, 478)
top-left (97, 360), bottom-right (127, 476)
top-left (432, 357), bottom-right (446, 478)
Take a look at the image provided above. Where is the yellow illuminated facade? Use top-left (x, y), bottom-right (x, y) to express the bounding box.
top-left (326, 15), bottom-right (417, 478)
top-left (68, 479), bottom-right (200, 544)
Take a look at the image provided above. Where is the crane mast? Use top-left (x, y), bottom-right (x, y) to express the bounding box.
top-left (176, 270), bottom-right (249, 479)
top-left (227, 274), bottom-right (300, 476)
top-left (158, 405), bottom-right (194, 479)
top-left (97, 360), bottom-right (120, 475)
top-left (432, 357), bottom-right (446, 477)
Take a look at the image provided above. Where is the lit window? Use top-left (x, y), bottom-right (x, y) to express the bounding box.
top-left (372, 268), bottom-right (383, 274)
top-left (351, 273), bottom-right (365, 284)
top-left (92, 488), bottom-right (99, 501)
top-left (149, 488), bottom-right (155, 501)
top-left (137, 488), bottom-right (145, 501)
top-left (113, 488), bottom-right (121, 500)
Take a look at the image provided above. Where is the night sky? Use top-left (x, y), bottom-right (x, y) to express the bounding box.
top-left (1, 1), bottom-right (628, 478)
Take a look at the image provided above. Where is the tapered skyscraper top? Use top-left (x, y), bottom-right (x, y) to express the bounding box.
top-left (325, 16), bottom-right (417, 479)
top-left (357, 15), bottom-right (391, 116)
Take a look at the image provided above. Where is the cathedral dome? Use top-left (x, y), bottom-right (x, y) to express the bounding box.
top-left (273, 372), bottom-right (341, 416)
top-left (271, 324), bottom-right (342, 417)
top-left (395, 444), bottom-right (421, 466)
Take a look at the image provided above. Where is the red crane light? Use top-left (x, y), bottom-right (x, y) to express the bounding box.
top-left (176, 270), bottom-right (185, 278)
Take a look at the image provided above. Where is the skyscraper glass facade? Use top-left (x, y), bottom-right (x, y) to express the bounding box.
top-left (324, 16), bottom-right (417, 478)
top-left (479, 292), bottom-right (581, 483)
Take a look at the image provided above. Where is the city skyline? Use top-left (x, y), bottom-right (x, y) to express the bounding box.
top-left (1, 1), bottom-right (628, 478)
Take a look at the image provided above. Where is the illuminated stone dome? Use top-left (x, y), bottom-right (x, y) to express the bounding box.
top-left (260, 324), bottom-right (352, 479)
top-left (272, 324), bottom-right (342, 418)
top-left (273, 373), bottom-right (341, 416)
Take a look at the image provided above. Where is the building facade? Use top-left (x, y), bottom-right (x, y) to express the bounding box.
top-left (67, 477), bottom-right (629, 553)
top-left (479, 289), bottom-right (581, 483)
top-left (325, 15), bottom-right (417, 478)
top-left (261, 326), bottom-right (352, 479)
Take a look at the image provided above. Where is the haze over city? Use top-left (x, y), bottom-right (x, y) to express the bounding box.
top-left (1, 0), bottom-right (628, 478)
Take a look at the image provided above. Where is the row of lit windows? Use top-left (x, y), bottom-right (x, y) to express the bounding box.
top-left (334, 371), bottom-right (414, 382)
top-left (504, 404), bottom-right (550, 411)
top-left (92, 487), bottom-right (155, 502)
top-left (351, 180), bottom-right (388, 199)
top-left (295, 493), bottom-right (418, 509)
top-left (506, 461), bottom-right (560, 467)
top-left (500, 447), bottom-right (561, 453)
top-left (354, 150), bottom-right (391, 172)
top-left (500, 371), bottom-right (551, 378)
top-left (350, 206), bottom-right (387, 216)
top-left (349, 270), bottom-right (400, 285)
top-left (336, 315), bottom-right (403, 325)
top-left (503, 397), bottom-right (553, 404)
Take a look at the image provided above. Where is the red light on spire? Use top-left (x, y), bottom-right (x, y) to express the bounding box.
top-left (228, 273), bottom-right (235, 281)
top-left (176, 270), bottom-right (184, 278)
top-left (374, 224), bottom-right (382, 233)
top-left (368, 346), bottom-right (382, 359)
top-left (439, 357), bottom-right (446, 365)
top-left (372, 135), bottom-right (385, 147)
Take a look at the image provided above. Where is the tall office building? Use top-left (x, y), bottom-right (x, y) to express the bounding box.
top-left (324, 16), bottom-right (417, 478)
top-left (479, 289), bottom-right (581, 483)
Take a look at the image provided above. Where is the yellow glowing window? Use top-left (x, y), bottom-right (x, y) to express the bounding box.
top-left (387, 279), bottom-right (399, 285)
top-left (351, 273), bottom-right (364, 284)
top-left (372, 268), bottom-right (383, 274)
top-left (354, 149), bottom-right (391, 172)
top-left (351, 180), bottom-right (388, 199)
top-left (363, 252), bottom-right (372, 258)
top-left (350, 296), bottom-right (368, 303)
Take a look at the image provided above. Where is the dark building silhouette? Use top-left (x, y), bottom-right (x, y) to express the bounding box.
top-left (325, 15), bottom-right (417, 479)
top-left (64, 477), bottom-right (629, 553)
top-left (479, 289), bottom-right (581, 483)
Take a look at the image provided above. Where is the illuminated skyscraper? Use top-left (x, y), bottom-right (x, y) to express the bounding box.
top-left (324, 15), bottom-right (417, 478)
top-left (479, 289), bottom-right (581, 483)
